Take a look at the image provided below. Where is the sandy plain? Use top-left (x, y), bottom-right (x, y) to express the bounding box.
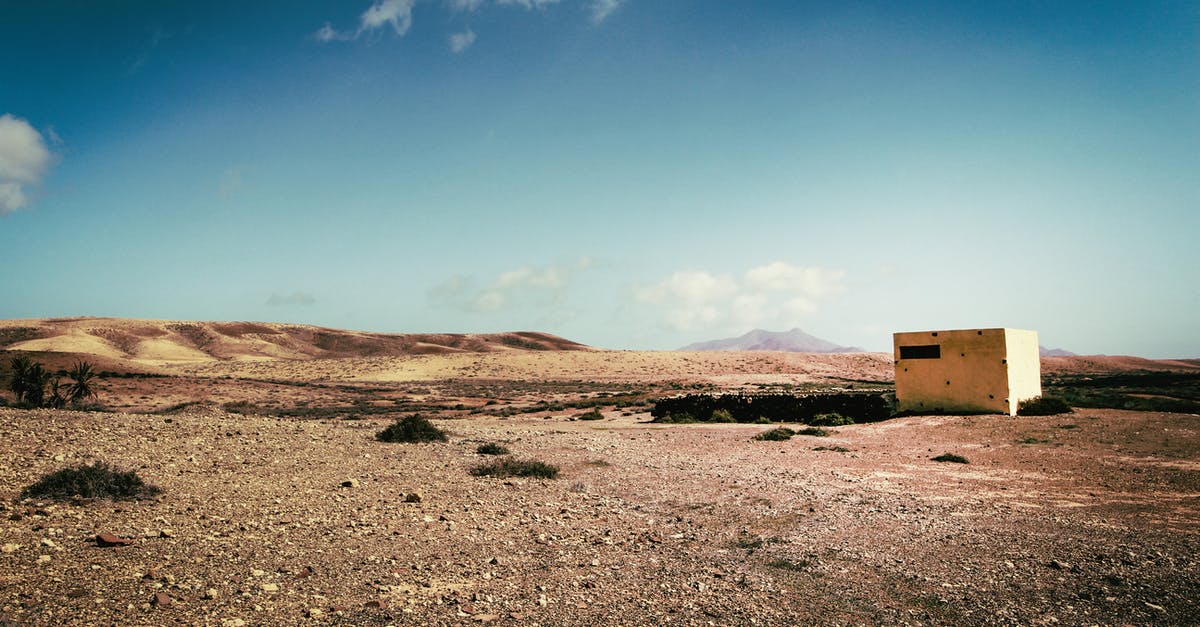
top-left (0, 318), bottom-right (1198, 625)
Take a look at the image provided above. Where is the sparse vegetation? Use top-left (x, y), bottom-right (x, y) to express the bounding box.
top-left (576, 409), bottom-right (604, 421)
top-left (375, 414), bottom-right (449, 443)
top-left (7, 357), bottom-right (101, 409)
top-left (796, 427), bottom-right (831, 437)
top-left (813, 445), bottom-right (851, 453)
top-left (767, 558), bottom-right (811, 571)
top-left (709, 408), bottom-right (735, 422)
top-left (21, 461), bottom-right (160, 501)
top-left (469, 458), bottom-right (559, 479)
top-left (753, 427), bottom-right (796, 441)
top-left (476, 442), bottom-right (510, 455)
top-left (931, 453), bottom-right (969, 464)
top-left (1018, 395), bottom-right (1073, 416)
top-left (808, 412), bottom-right (854, 427)
top-left (655, 411), bottom-right (698, 424)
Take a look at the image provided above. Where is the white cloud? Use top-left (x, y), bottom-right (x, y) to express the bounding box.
top-left (446, 0), bottom-right (487, 10)
top-left (0, 114), bottom-right (53, 215)
top-left (496, 0), bottom-right (562, 8)
top-left (590, 0), bottom-right (624, 23)
top-left (359, 0), bottom-right (416, 36)
top-left (635, 262), bottom-right (846, 332)
top-left (449, 28), bottom-right (477, 53)
top-left (430, 258), bottom-right (591, 314)
top-left (314, 22), bottom-right (353, 42)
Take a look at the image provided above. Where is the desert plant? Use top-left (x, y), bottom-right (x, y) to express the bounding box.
top-left (655, 411), bottom-right (697, 424)
top-left (808, 412), bottom-right (854, 427)
top-left (376, 414), bottom-right (448, 443)
top-left (931, 453), bottom-right (969, 464)
top-left (1018, 396), bottom-right (1073, 416)
top-left (66, 361), bottom-right (97, 404)
top-left (576, 409), bottom-right (604, 421)
top-left (476, 442), bottom-right (510, 455)
top-left (21, 461), bottom-right (161, 501)
top-left (470, 457), bottom-right (559, 479)
top-left (8, 355), bottom-right (34, 403)
top-left (753, 427), bottom-right (796, 441)
top-left (796, 427), bottom-right (831, 437)
top-left (709, 408), bottom-right (735, 422)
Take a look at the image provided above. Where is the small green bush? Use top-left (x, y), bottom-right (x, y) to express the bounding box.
top-left (476, 442), bottom-right (510, 455)
top-left (753, 427), bottom-right (796, 441)
top-left (576, 409), bottom-right (604, 421)
top-left (709, 408), bottom-right (735, 422)
top-left (796, 427), bottom-right (831, 437)
top-left (21, 462), bottom-right (160, 501)
top-left (1018, 396), bottom-right (1073, 416)
top-left (470, 458), bottom-right (559, 479)
top-left (808, 412), bottom-right (854, 427)
top-left (376, 414), bottom-right (448, 443)
top-left (931, 453), bottom-right (969, 464)
top-left (655, 412), bottom-right (697, 424)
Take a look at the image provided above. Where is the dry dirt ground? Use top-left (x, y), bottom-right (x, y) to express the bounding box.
top-left (1, 351), bottom-right (1198, 626)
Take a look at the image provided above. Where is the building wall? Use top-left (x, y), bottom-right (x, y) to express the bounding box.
top-left (1003, 329), bottom-right (1043, 415)
top-left (894, 328), bottom-right (1039, 416)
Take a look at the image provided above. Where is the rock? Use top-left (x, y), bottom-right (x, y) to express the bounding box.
top-left (294, 565), bottom-right (315, 579)
top-left (153, 592), bottom-right (172, 607)
top-left (404, 492), bottom-right (423, 503)
top-left (473, 614), bottom-right (500, 622)
top-left (307, 608), bottom-right (324, 618)
top-left (159, 529), bottom-right (175, 538)
top-left (36, 555), bottom-right (51, 564)
top-left (66, 587), bottom-right (88, 598)
top-left (1, 543), bottom-right (20, 553)
top-left (96, 532), bottom-right (133, 547)
top-left (341, 479), bottom-right (359, 488)
top-left (221, 619), bottom-right (246, 627)
top-left (261, 583), bottom-right (279, 592)
top-left (204, 588), bottom-right (219, 600)
top-left (1048, 560), bottom-right (1070, 570)
top-left (364, 599), bottom-right (389, 609)
top-left (1144, 602), bottom-right (1166, 612)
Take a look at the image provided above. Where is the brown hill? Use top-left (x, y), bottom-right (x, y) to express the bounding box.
top-left (0, 317), bottom-right (591, 366)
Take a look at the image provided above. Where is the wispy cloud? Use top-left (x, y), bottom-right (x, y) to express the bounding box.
top-left (449, 28), bottom-right (477, 53)
top-left (429, 258), bottom-right (591, 313)
top-left (266, 291), bottom-right (317, 306)
top-left (318, 0), bottom-right (617, 46)
top-left (634, 262), bottom-right (846, 332)
top-left (589, 0), bottom-right (624, 23)
top-left (0, 114), bottom-right (53, 215)
top-left (315, 0), bottom-right (415, 42)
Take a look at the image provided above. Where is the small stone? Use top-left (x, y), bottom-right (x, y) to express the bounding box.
top-left (404, 492), bottom-right (422, 503)
top-left (1, 543), bottom-right (20, 553)
top-left (488, 556), bottom-right (502, 566)
top-left (37, 555), bottom-right (51, 564)
top-left (261, 583), bottom-right (279, 592)
top-left (307, 608), bottom-right (324, 618)
top-left (153, 592), bottom-right (172, 607)
top-left (537, 594), bottom-right (548, 607)
top-left (364, 599), bottom-right (389, 610)
top-left (96, 532), bottom-right (133, 547)
top-left (1048, 560), bottom-right (1070, 570)
top-left (294, 565), bottom-right (315, 579)
top-left (159, 529), bottom-right (175, 538)
top-left (204, 588), bottom-right (219, 600)
top-left (473, 614), bottom-right (500, 623)
top-left (66, 587), bottom-right (89, 598)
top-left (40, 538), bottom-right (57, 548)
top-left (221, 619), bottom-right (246, 627)
top-left (1144, 602), bottom-right (1166, 612)
top-left (341, 479), bottom-right (359, 488)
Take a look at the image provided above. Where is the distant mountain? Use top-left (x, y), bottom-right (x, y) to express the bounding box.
top-left (681, 328), bottom-right (865, 353)
top-left (1040, 345), bottom-right (1077, 357)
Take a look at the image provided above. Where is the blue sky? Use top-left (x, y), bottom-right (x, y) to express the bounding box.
top-left (1, 0), bottom-right (1197, 356)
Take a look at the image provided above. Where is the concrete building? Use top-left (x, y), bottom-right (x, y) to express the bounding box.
top-left (893, 328), bottom-right (1041, 416)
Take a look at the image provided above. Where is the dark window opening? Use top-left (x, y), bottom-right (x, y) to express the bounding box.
top-left (900, 344), bottom-right (941, 359)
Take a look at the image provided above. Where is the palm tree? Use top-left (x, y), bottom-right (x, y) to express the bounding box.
top-left (22, 362), bottom-right (50, 407)
top-left (8, 355), bottom-right (33, 403)
top-left (66, 361), bottom-right (97, 405)
top-left (47, 376), bottom-right (67, 409)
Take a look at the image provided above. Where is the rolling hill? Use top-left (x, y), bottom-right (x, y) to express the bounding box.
top-left (0, 317), bottom-right (591, 365)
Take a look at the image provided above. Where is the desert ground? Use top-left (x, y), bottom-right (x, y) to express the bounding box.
top-left (1, 319), bottom-right (1198, 625)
